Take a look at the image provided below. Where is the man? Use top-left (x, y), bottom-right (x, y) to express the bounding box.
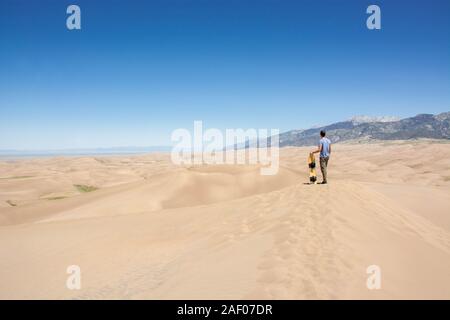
top-left (310, 130), bottom-right (331, 184)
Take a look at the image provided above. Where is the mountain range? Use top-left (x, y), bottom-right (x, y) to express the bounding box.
top-left (278, 111), bottom-right (450, 147)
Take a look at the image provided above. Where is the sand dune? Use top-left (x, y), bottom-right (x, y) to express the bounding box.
top-left (0, 140), bottom-right (449, 299)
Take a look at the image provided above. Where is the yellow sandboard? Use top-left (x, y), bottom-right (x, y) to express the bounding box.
top-left (308, 153), bottom-right (317, 184)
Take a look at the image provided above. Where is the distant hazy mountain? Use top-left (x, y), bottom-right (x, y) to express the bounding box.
top-left (0, 146), bottom-right (172, 157)
top-left (279, 112), bottom-right (450, 147)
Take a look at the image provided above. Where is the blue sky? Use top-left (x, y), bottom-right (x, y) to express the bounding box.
top-left (1, 0), bottom-right (449, 149)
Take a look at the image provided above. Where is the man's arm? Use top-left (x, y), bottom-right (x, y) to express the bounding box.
top-left (329, 143), bottom-right (331, 155)
top-left (311, 143), bottom-right (322, 155)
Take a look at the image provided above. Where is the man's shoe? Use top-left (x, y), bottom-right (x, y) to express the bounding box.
top-left (320, 181), bottom-right (327, 184)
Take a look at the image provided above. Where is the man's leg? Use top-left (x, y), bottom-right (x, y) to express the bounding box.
top-left (320, 157), bottom-right (328, 183)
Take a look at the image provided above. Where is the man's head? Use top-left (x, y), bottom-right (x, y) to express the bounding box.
top-left (320, 130), bottom-right (326, 138)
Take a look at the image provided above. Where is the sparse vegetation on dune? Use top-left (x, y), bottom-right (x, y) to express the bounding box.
top-left (74, 184), bottom-right (98, 193)
top-left (0, 175), bottom-right (34, 180)
top-left (46, 196), bottom-right (67, 200)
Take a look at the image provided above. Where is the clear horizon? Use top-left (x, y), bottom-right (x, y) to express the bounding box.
top-left (0, 111), bottom-right (448, 152)
top-left (1, 0), bottom-right (449, 149)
